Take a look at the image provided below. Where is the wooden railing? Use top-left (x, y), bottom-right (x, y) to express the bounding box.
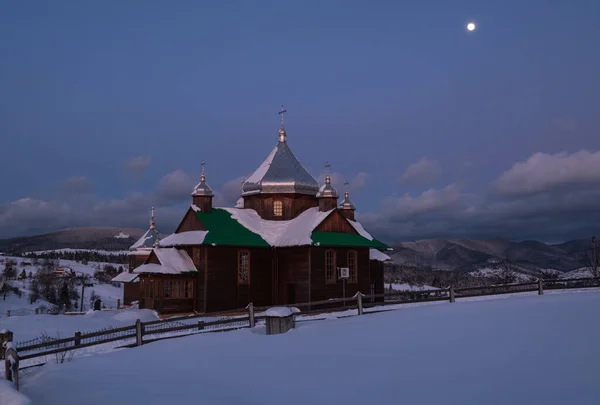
top-left (2, 276), bottom-right (599, 391)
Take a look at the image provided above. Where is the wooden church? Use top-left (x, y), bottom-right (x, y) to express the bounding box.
top-left (114, 111), bottom-right (391, 313)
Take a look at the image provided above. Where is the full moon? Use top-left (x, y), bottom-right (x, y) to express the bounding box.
top-left (467, 22), bottom-right (476, 31)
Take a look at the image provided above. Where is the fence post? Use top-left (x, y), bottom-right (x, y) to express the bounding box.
top-left (357, 292), bottom-right (363, 315)
top-left (7, 310), bottom-right (10, 318)
top-left (74, 331), bottom-right (81, 346)
top-left (247, 302), bottom-right (255, 328)
top-left (117, 299), bottom-right (121, 310)
top-left (0, 330), bottom-right (12, 359)
top-left (4, 343), bottom-right (19, 391)
top-left (449, 286), bottom-right (456, 303)
top-left (538, 279), bottom-right (544, 295)
top-left (198, 320), bottom-right (205, 331)
top-left (135, 319), bottom-right (143, 346)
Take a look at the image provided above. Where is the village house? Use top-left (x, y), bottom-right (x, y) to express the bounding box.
top-left (114, 110), bottom-right (391, 313)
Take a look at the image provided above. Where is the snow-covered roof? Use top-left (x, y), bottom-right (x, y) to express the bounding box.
top-left (370, 249), bottom-right (392, 262)
top-left (130, 228), bottom-right (160, 251)
top-left (241, 137), bottom-right (319, 197)
top-left (134, 248), bottom-right (197, 275)
top-left (160, 231), bottom-right (208, 247)
top-left (111, 272), bottom-right (140, 283)
top-left (222, 206), bottom-right (334, 247)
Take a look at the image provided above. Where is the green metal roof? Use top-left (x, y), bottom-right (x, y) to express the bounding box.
top-left (194, 209), bottom-right (270, 247)
top-left (311, 232), bottom-right (389, 249)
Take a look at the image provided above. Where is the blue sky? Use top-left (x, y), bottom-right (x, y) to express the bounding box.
top-left (1, 0), bottom-right (599, 242)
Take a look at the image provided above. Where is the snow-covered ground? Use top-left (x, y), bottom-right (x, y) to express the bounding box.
top-left (389, 282), bottom-right (438, 291)
top-left (469, 267), bottom-right (534, 282)
top-left (0, 255), bottom-right (127, 317)
top-left (560, 267), bottom-right (595, 279)
top-left (24, 248), bottom-right (130, 256)
top-left (14, 290), bottom-right (600, 405)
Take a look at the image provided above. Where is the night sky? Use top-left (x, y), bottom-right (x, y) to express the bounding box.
top-left (1, 1), bottom-right (599, 242)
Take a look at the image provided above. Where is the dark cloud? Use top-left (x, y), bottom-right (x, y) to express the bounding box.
top-left (62, 176), bottom-right (92, 194)
top-left (4, 150), bottom-right (600, 242)
top-left (124, 156), bottom-right (152, 176)
top-left (361, 150), bottom-right (600, 243)
top-left (214, 177), bottom-right (246, 207)
top-left (399, 157), bottom-right (441, 186)
top-left (154, 170), bottom-right (195, 204)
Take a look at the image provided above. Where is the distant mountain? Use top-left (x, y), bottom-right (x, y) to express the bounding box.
top-left (388, 238), bottom-right (592, 272)
top-left (0, 227), bottom-right (146, 255)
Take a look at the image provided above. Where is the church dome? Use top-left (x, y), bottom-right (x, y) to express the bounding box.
top-left (316, 174), bottom-right (338, 199)
top-left (242, 128), bottom-right (319, 197)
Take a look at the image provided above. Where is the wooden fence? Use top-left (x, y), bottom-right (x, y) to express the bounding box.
top-left (2, 276), bottom-right (599, 391)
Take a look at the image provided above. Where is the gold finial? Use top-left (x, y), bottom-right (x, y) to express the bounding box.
top-left (344, 181), bottom-right (350, 198)
top-left (200, 160), bottom-right (206, 182)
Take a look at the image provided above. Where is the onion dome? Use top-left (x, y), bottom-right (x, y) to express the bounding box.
top-left (192, 161), bottom-right (214, 197)
top-left (242, 106), bottom-right (319, 196)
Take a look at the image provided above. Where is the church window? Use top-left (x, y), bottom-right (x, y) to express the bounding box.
top-left (273, 201), bottom-right (283, 217)
top-left (325, 250), bottom-right (336, 283)
top-left (348, 250), bottom-right (357, 283)
top-left (238, 250), bottom-right (250, 285)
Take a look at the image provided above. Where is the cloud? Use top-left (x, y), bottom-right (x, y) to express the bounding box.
top-left (380, 184), bottom-right (464, 220)
top-left (154, 170), bottom-right (195, 204)
top-left (493, 150), bottom-right (600, 197)
top-left (214, 177), bottom-right (246, 206)
top-left (124, 156), bottom-right (152, 176)
top-left (399, 157), bottom-right (441, 186)
top-left (62, 176), bottom-right (92, 194)
top-left (360, 150), bottom-right (600, 242)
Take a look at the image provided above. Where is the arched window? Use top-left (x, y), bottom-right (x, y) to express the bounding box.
top-left (325, 249), bottom-right (336, 284)
top-left (238, 250), bottom-right (250, 285)
top-left (347, 250), bottom-right (357, 283)
top-left (273, 201), bottom-right (283, 217)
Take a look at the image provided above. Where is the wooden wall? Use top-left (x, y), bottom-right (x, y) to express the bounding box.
top-left (123, 282), bottom-right (139, 306)
top-left (175, 208), bottom-right (207, 233)
top-left (243, 194), bottom-right (318, 220)
top-left (276, 247), bottom-right (310, 305)
top-left (318, 197), bottom-right (338, 212)
top-left (138, 274), bottom-right (196, 313)
top-left (309, 247), bottom-right (371, 302)
top-left (204, 246), bottom-right (274, 312)
top-left (314, 210), bottom-right (359, 234)
top-left (192, 196), bottom-right (212, 213)
top-left (369, 260), bottom-right (385, 303)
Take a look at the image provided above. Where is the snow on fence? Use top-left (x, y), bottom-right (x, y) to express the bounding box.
top-left (2, 276), bottom-right (599, 384)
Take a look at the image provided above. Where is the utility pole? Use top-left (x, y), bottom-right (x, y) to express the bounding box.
top-left (592, 236), bottom-right (598, 279)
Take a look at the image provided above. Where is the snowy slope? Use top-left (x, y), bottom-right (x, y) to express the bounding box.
top-left (19, 291), bottom-right (600, 405)
top-left (0, 255), bottom-right (127, 316)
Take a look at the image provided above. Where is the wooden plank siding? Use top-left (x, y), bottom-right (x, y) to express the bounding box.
top-left (175, 207), bottom-right (207, 233)
top-left (309, 247), bottom-right (371, 302)
top-left (243, 194), bottom-right (318, 220)
top-left (204, 246), bottom-right (274, 312)
top-left (138, 274), bottom-right (196, 313)
top-left (123, 283), bottom-right (139, 306)
top-left (276, 247), bottom-right (311, 305)
top-left (313, 210), bottom-right (359, 234)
